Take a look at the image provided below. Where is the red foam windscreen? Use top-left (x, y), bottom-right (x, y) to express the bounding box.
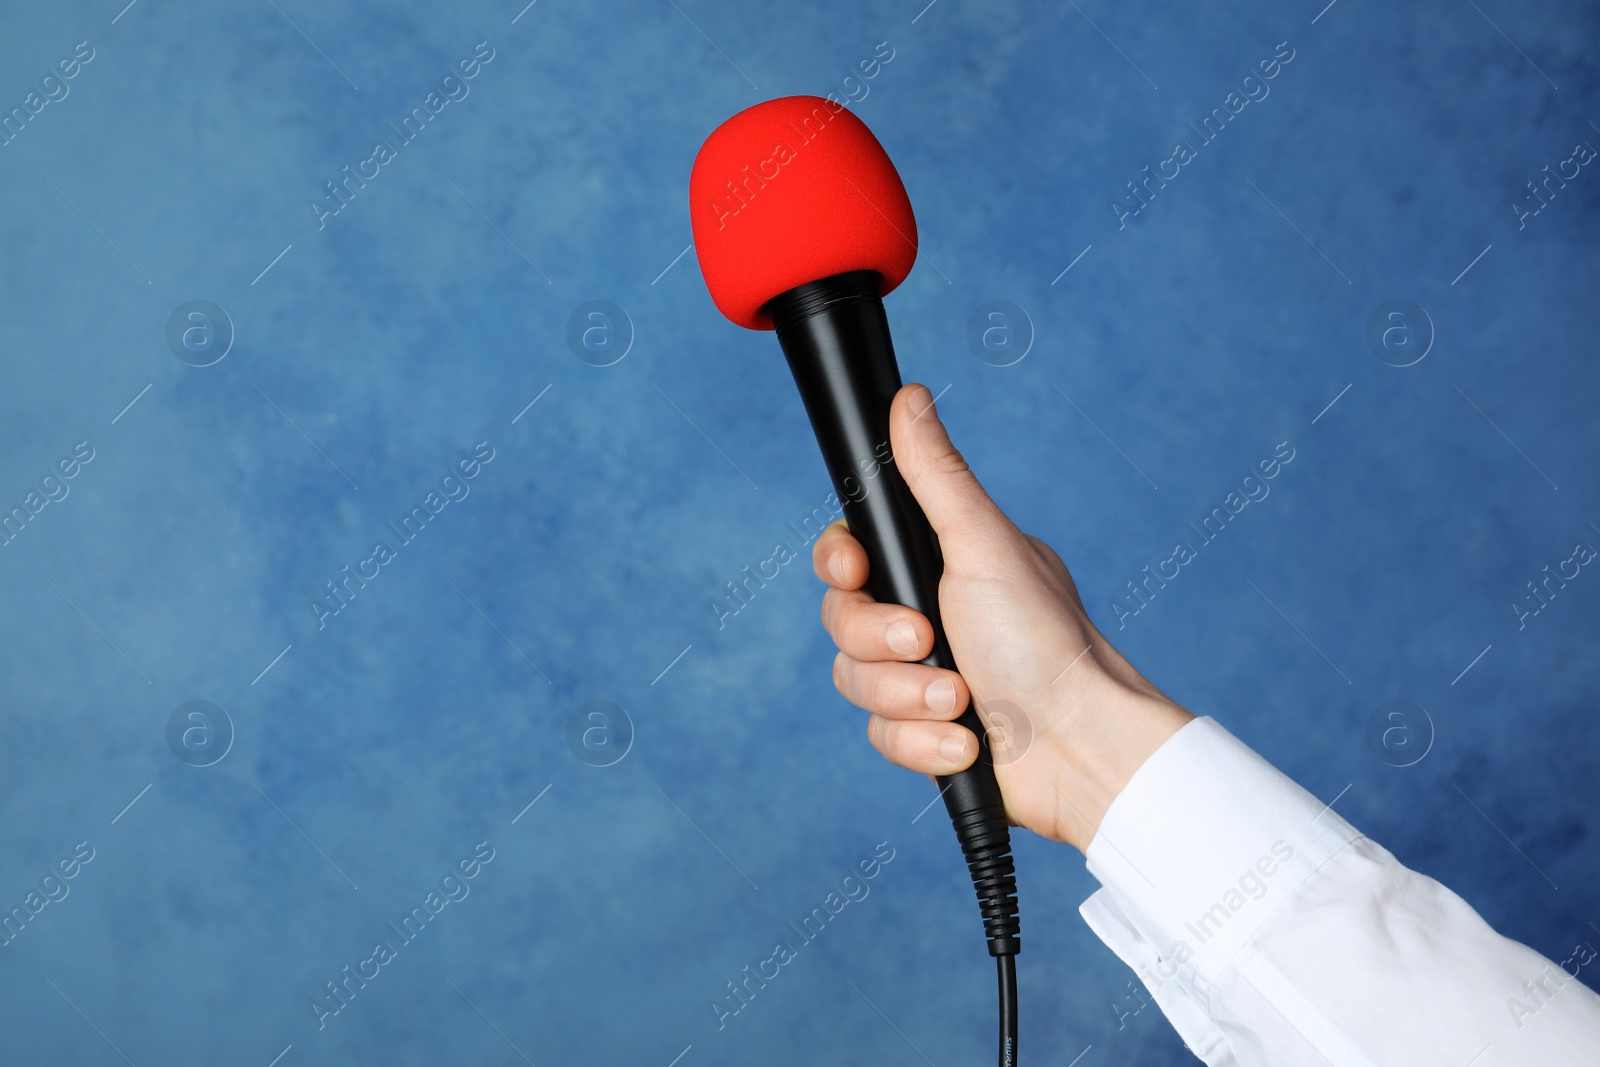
top-left (689, 96), bottom-right (918, 330)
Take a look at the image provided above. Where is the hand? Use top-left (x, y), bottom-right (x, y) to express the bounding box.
top-left (813, 384), bottom-right (1194, 853)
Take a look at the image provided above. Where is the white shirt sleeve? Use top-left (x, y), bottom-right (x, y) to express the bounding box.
top-left (1078, 716), bottom-right (1600, 1066)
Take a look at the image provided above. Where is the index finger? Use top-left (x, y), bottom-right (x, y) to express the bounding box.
top-left (812, 518), bottom-right (869, 591)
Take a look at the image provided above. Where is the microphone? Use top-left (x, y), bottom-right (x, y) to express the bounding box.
top-left (690, 95), bottom-right (1021, 1065)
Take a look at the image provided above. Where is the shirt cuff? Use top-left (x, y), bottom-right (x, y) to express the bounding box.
top-left (1077, 716), bottom-right (1363, 1059)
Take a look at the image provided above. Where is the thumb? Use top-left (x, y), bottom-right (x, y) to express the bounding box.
top-left (890, 384), bottom-right (1013, 552)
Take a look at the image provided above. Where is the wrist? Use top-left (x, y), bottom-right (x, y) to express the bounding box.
top-left (1042, 679), bottom-right (1193, 853)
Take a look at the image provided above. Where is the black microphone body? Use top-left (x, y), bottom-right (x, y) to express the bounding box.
top-left (763, 270), bottom-right (1021, 961)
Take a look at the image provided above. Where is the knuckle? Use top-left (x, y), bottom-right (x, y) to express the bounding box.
top-left (931, 443), bottom-right (971, 477)
top-left (863, 616), bottom-right (897, 660)
top-left (870, 714), bottom-right (900, 755)
top-left (866, 714), bottom-right (890, 753)
top-left (822, 589), bottom-right (854, 637)
top-left (864, 666), bottom-right (897, 714)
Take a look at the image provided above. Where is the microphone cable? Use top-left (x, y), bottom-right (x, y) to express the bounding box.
top-left (999, 953), bottom-right (1019, 1067)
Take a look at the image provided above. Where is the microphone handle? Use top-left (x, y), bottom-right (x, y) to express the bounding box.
top-left (764, 270), bottom-right (1020, 958)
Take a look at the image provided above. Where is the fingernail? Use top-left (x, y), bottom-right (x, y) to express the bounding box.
top-left (827, 552), bottom-right (846, 585)
top-left (925, 677), bottom-right (957, 713)
top-left (886, 620), bottom-right (919, 656)
top-left (940, 734), bottom-right (969, 764)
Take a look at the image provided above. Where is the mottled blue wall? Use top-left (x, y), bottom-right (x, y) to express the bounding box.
top-left (0, 1), bottom-right (1595, 1064)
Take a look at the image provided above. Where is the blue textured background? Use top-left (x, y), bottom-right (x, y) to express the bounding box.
top-left (1, 1), bottom-right (1596, 1064)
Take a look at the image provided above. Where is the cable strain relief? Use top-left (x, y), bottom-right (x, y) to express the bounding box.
top-left (950, 803), bottom-right (1021, 957)
top-left (987, 936), bottom-right (1021, 958)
